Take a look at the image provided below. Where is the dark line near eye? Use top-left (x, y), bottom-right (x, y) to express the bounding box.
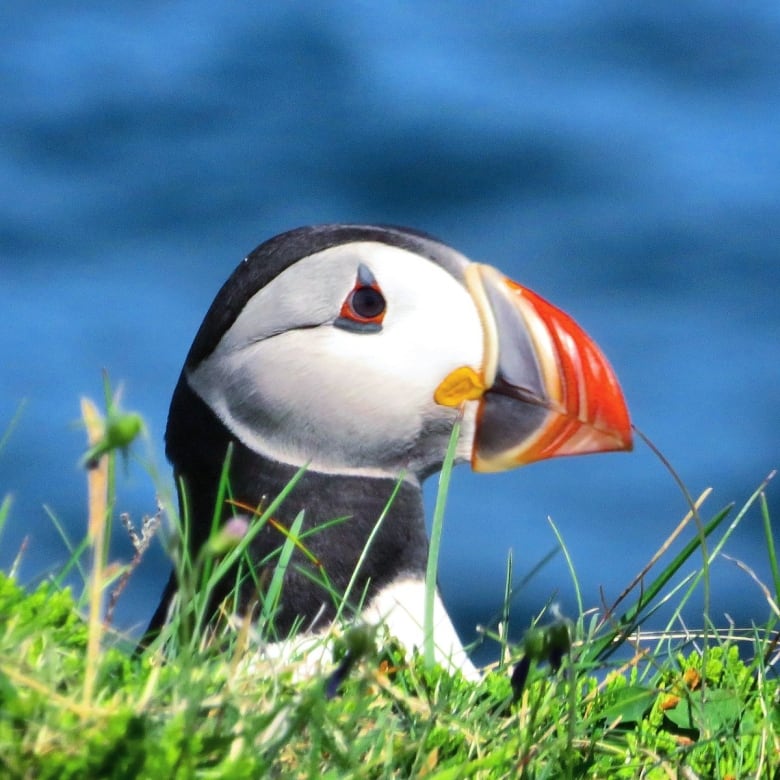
top-left (231, 321), bottom-right (330, 351)
top-left (333, 317), bottom-right (383, 334)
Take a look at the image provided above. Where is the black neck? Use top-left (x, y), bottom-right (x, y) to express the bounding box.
top-left (163, 377), bottom-right (429, 636)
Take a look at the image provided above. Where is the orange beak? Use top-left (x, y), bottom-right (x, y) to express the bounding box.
top-left (439, 263), bottom-right (632, 472)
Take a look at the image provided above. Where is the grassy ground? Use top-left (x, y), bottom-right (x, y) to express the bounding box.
top-left (0, 392), bottom-right (777, 778)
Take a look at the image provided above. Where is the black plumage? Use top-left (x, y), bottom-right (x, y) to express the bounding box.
top-left (148, 379), bottom-right (429, 639)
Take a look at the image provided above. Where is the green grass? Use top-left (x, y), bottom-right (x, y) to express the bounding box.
top-left (0, 393), bottom-right (778, 778)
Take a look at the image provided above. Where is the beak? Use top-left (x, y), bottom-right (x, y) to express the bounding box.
top-left (435, 263), bottom-right (632, 472)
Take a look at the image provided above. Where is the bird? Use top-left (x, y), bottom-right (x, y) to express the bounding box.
top-left (146, 224), bottom-right (632, 678)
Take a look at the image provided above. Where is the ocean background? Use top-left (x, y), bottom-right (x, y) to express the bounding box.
top-left (1, 3), bottom-right (778, 662)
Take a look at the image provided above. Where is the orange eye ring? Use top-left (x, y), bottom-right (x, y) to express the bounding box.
top-left (334, 264), bottom-right (386, 332)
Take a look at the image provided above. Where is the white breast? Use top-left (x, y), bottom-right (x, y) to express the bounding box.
top-left (240, 579), bottom-right (478, 682)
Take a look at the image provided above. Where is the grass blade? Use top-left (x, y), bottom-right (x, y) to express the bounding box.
top-left (548, 515), bottom-right (583, 618)
top-left (335, 474), bottom-right (405, 623)
top-left (760, 476), bottom-right (779, 601)
top-left (424, 413), bottom-right (461, 668)
top-left (261, 509), bottom-right (305, 626)
top-left (0, 494), bottom-right (12, 546)
top-left (47, 512), bottom-right (91, 591)
top-left (0, 400), bottom-right (26, 455)
top-left (588, 504), bottom-right (731, 662)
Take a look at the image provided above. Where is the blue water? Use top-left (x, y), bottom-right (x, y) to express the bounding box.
top-left (1, 3), bottom-right (778, 658)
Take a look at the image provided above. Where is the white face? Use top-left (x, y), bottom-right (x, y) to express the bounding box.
top-left (187, 241), bottom-right (484, 479)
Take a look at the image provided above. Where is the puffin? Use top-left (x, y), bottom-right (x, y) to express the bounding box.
top-left (147, 224), bottom-right (632, 677)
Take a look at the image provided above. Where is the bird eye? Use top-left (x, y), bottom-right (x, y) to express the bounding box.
top-left (348, 286), bottom-right (385, 320)
top-left (334, 264), bottom-right (386, 333)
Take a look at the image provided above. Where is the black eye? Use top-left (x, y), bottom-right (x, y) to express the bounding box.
top-left (334, 265), bottom-right (387, 333)
top-left (350, 286), bottom-right (386, 320)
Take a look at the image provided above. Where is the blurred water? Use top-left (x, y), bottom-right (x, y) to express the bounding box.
top-left (1, 2), bottom-right (778, 659)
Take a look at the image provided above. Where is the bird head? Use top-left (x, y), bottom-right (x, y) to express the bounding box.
top-left (177, 225), bottom-right (631, 484)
